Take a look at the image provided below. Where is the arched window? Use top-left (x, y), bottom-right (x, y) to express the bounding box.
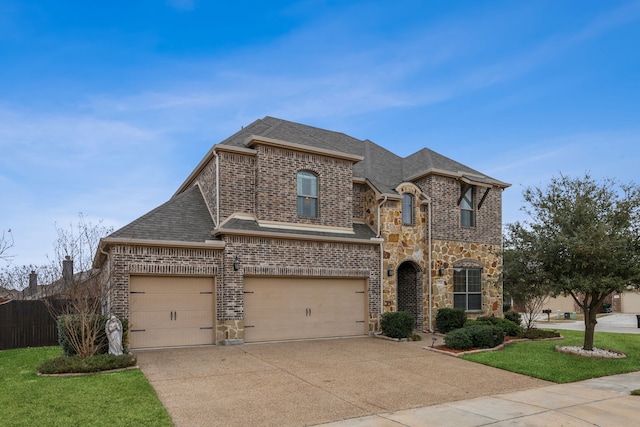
top-left (402, 193), bottom-right (414, 225)
top-left (297, 171), bottom-right (318, 217)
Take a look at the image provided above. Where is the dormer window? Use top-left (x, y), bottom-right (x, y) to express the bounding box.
top-left (460, 185), bottom-right (474, 227)
top-left (297, 171), bottom-right (318, 217)
top-left (402, 193), bottom-right (414, 225)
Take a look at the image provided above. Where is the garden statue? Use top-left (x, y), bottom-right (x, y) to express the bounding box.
top-left (106, 315), bottom-right (123, 356)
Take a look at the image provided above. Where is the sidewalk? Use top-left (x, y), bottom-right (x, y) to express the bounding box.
top-left (314, 371), bottom-right (640, 426)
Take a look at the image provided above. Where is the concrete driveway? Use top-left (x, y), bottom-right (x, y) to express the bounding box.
top-left (136, 337), bottom-right (548, 426)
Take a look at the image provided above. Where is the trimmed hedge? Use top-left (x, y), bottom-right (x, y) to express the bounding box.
top-left (435, 308), bottom-right (466, 333)
top-left (444, 328), bottom-right (473, 350)
top-left (37, 353), bottom-right (137, 375)
top-left (381, 311), bottom-right (415, 339)
top-left (58, 314), bottom-right (129, 356)
top-left (444, 324), bottom-right (505, 350)
top-left (504, 311), bottom-right (523, 326)
top-left (473, 316), bottom-right (523, 337)
top-left (523, 328), bottom-right (560, 340)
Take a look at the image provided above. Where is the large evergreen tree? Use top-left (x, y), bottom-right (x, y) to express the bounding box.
top-left (505, 174), bottom-right (640, 350)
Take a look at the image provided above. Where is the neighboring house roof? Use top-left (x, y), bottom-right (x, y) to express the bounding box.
top-left (216, 117), bottom-right (509, 194)
top-left (108, 185), bottom-right (215, 242)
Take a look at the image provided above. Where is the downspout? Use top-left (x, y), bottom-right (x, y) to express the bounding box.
top-left (99, 244), bottom-right (110, 316)
top-left (377, 196), bottom-right (388, 315)
top-left (427, 199), bottom-right (433, 332)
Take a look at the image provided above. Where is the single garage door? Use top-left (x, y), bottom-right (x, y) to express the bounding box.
top-left (621, 291), bottom-right (640, 313)
top-left (243, 277), bottom-right (368, 342)
top-left (129, 275), bottom-right (215, 349)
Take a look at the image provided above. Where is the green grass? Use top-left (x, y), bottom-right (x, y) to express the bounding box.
top-left (0, 347), bottom-right (172, 427)
top-left (462, 330), bottom-right (640, 383)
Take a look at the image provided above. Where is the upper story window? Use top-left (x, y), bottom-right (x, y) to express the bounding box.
top-left (297, 171), bottom-right (318, 217)
top-left (460, 185), bottom-right (475, 227)
top-left (402, 193), bottom-right (414, 225)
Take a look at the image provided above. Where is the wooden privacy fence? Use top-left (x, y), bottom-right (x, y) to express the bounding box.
top-left (0, 300), bottom-right (61, 350)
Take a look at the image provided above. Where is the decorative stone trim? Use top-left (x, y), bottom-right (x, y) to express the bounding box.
top-left (129, 263), bottom-right (218, 276)
top-left (452, 258), bottom-right (485, 268)
top-left (242, 266), bottom-right (370, 278)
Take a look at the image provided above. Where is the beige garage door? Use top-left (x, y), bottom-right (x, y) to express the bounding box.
top-left (621, 291), bottom-right (640, 313)
top-left (129, 276), bottom-right (215, 349)
top-left (243, 277), bottom-right (368, 342)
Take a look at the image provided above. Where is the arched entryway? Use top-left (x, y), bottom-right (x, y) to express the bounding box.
top-left (397, 261), bottom-right (423, 330)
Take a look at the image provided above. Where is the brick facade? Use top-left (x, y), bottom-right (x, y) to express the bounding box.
top-left (99, 119), bottom-right (507, 345)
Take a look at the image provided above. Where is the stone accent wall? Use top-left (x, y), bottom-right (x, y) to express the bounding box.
top-left (379, 187), bottom-right (504, 330)
top-left (415, 175), bottom-right (503, 245)
top-left (431, 239), bottom-right (503, 319)
top-left (254, 145), bottom-right (354, 228)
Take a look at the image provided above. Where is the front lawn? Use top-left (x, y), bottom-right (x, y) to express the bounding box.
top-left (0, 347), bottom-right (172, 427)
top-left (462, 330), bottom-right (640, 383)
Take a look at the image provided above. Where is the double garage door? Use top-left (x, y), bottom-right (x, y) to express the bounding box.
top-left (129, 275), bottom-right (368, 348)
top-left (129, 276), bottom-right (215, 349)
top-left (243, 277), bottom-right (368, 343)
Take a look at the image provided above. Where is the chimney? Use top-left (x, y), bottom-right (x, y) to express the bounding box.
top-left (62, 256), bottom-right (73, 286)
top-left (29, 270), bottom-right (38, 296)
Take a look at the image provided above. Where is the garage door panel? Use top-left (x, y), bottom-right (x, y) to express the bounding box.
top-left (129, 309), bottom-right (213, 330)
top-left (129, 276), bottom-right (215, 349)
top-left (130, 327), bottom-right (214, 349)
top-left (131, 276), bottom-right (212, 294)
top-left (244, 277), bottom-right (367, 343)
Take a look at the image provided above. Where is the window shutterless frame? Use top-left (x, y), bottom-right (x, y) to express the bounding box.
top-left (453, 268), bottom-right (482, 311)
top-left (297, 171), bottom-right (318, 217)
top-left (402, 193), bottom-right (414, 225)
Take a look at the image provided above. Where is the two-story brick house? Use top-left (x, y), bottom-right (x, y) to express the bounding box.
top-left (95, 117), bottom-right (509, 349)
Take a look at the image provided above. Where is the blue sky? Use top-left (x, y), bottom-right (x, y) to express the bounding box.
top-left (1, 0), bottom-right (639, 267)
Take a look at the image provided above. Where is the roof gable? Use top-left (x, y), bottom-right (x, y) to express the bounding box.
top-left (108, 185), bottom-right (214, 242)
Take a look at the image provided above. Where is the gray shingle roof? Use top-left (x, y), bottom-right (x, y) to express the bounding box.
top-left (218, 117), bottom-right (507, 193)
top-left (218, 217), bottom-right (377, 241)
top-left (108, 185), bottom-right (215, 242)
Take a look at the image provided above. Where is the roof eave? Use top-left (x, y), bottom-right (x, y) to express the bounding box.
top-left (213, 228), bottom-right (380, 245)
top-left (405, 168), bottom-right (511, 188)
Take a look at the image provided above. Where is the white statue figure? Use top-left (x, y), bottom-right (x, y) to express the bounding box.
top-left (106, 315), bottom-right (123, 356)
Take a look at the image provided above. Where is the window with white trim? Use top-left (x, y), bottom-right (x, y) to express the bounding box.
top-left (453, 268), bottom-right (482, 311)
top-left (297, 171), bottom-right (318, 217)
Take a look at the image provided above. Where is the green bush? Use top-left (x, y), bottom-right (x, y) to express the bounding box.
top-left (444, 328), bottom-right (474, 350)
top-left (473, 316), bottom-right (522, 337)
top-left (37, 353), bottom-right (137, 375)
top-left (464, 324), bottom-right (504, 348)
top-left (380, 311), bottom-right (415, 339)
top-left (58, 314), bottom-right (129, 356)
top-left (523, 328), bottom-right (560, 339)
top-left (435, 307), bottom-right (467, 333)
top-left (504, 311), bottom-right (522, 326)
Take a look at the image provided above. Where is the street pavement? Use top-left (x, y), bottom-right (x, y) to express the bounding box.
top-left (536, 313), bottom-right (640, 334)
